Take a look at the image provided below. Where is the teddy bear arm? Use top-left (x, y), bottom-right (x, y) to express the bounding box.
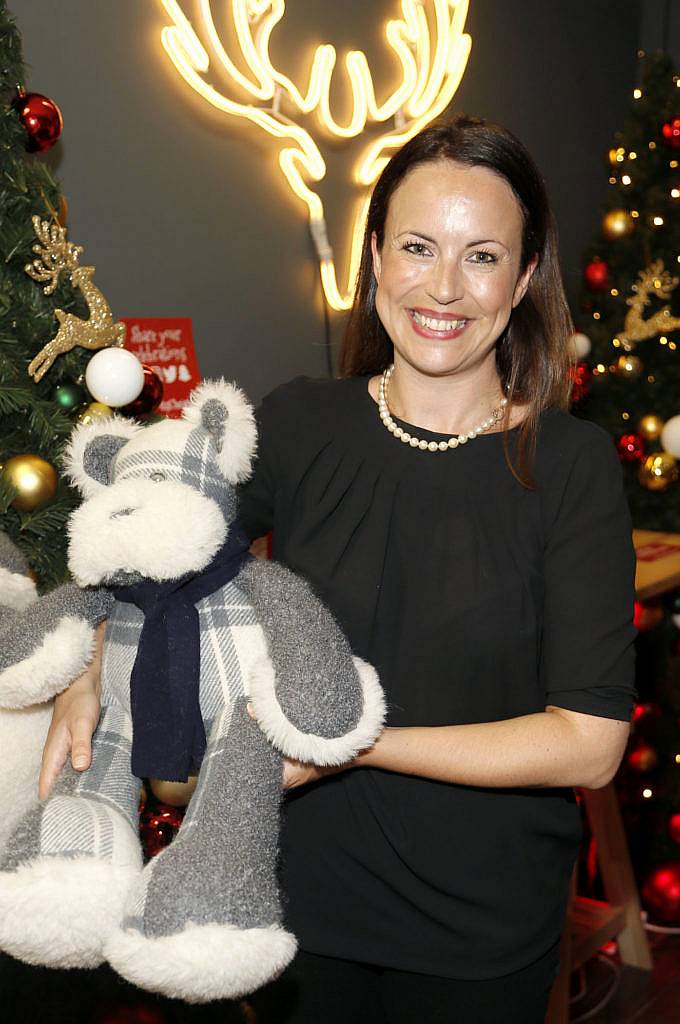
top-left (0, 584), bottom-right (113, 708)
top-left (236, 560), bottom-right (385, 766)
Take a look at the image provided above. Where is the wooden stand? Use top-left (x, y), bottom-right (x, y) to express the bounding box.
top-left (544, 784), bottom-right (653, 1023)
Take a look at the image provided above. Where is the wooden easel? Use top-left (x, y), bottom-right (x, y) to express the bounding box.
top-left (544, 528), bottom-right (680, 1021)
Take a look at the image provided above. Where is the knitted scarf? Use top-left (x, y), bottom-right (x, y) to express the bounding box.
top-left (115, 522), bottom-right (251, 782)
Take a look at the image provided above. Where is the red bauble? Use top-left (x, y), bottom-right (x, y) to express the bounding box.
top-left (626, 741), bottom-right (658, 773)
top-left (668, 813), bottom-right (680, 846)
top-left (569, 361), bottom-right (592, 404)
top-left (583, 258), bottom-right (610, 291)
top-left (139, 800), bottom-right (184, 859)
top-left (661, 116), bottom-right (680, 149)
top-left (616, 432), bottom-right (646, 463)
top-left (642, 863), bottom-right (680, 923)
top-left (120, 365), bottom-right (164, 417)
top-left (12, 90), bottom-right (63, 152)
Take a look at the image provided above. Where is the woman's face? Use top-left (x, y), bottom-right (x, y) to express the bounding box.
top-left (371, 160), bottom-right (537, 381)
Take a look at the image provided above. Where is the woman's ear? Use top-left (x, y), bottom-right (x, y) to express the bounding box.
top-left (370, 231), bottom-right (381, 284)
top-left (512, 254), bottom-right (539, 308)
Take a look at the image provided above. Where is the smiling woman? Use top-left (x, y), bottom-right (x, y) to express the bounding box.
top-left (239, 114), bottom-right (635, 1023)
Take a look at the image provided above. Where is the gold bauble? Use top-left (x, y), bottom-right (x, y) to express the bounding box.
top-left (602, 208), bottom-right (635, 240)
top-left (638, 452), bottom-right (679, 492)
top-left (76, 401), bottom-right (113, 425)
top-left (617, 354), bottom-right (643, 378)
top-left (148, 776), bottom-right (198, 807)
top-left (638, 414), bottom-right (664, 441)
top-left (2, 454), bottom-right (58, 511)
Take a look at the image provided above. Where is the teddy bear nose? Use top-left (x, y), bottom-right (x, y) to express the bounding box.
top-left (110, 507), bottom-right (136, 519)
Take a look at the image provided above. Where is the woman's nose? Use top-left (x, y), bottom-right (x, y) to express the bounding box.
top-left (426, 259), bottom-right (464, 305)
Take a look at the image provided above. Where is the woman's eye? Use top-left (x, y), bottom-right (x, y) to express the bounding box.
top-left (403, 241), bottom-right (431, 257)
top-left (470, 250), bottom-right (497, 264)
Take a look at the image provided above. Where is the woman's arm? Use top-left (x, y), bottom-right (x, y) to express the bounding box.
top-left (283, 706), bottom-right (629, 790)
top-left (38, 620), bottom-right (104, 800)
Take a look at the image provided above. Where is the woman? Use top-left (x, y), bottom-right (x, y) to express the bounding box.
top-left (42, 115), bottom-right (636, 1023)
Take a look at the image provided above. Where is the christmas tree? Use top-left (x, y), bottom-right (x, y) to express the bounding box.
top-left (575, 52), bottom-right (680, 528)
top-left (574, 51), bottom-right (680, 924)
top-left (0, 1), bottom-right (127, 588)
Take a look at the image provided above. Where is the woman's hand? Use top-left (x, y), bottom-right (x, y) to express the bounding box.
top-left (38, 621), bottom-right (104, 800)
top-left (246, 703), bottom-right (357, 790)
top-left (281, 757), bottom-right (346, 790)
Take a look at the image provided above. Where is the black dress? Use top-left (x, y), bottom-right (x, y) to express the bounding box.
top-left (238, 375), bottom-right (636, 981)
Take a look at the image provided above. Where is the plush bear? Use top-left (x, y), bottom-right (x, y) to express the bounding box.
top-left (0, 532), bottom-right (112, 852)
top-left (0, 380), bottom-right (385, 1003)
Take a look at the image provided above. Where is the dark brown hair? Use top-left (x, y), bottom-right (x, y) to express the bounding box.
top-left (339, 113), bottom-right (574, 486)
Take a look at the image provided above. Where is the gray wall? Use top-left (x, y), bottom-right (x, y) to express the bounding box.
top-left (12, 0), bottom-right (645, 403)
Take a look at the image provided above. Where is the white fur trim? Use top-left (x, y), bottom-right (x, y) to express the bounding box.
top-left (0, 704), bottom-right (51, 855)
top-left (183, 379), bottom-right (257, 484)
top-left (0, 857), bottom-right (140, 968)
top-left (248, 655), bottom-right (386, 766)
top-left (105, 921), bottom-right (296, 1002)
top-left (68, 480), bottom-right (226, 584)
top-left (0, 616), bottom-right (95, 708)
top-left (64, 415), bottom-right (141, 499)
top-left (0, 569), bottom-right (37, 610)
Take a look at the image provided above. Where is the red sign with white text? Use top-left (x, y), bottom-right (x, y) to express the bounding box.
top-left (122, 317), bottom-right (201, 418)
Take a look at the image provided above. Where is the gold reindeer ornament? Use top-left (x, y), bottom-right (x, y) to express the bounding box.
top-left (618, 260), bottom-right (680, 350)
top-left (159, 0), bottom-right (472, 310)
top-left (24, 216), bottom-right (125, 382)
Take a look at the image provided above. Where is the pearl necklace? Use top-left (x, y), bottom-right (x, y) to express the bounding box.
top-left (378, 365), bottom-right (508, 452)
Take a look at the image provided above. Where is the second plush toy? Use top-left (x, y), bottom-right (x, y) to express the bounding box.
top-left (0, 379), bottom-right (385, 1003)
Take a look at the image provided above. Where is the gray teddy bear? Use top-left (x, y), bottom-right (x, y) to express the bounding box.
top-left (0, 379), bottom-right (385, 1003)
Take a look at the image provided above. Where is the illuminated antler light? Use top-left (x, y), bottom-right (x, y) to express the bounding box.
top-left (159, 1), bottom-right (472, 310)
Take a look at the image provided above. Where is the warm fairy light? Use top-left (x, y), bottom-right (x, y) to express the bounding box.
top-left (633, 88), bottom-right (642, 99)
top-left (671, 160), bottom-right (679, 168)
top-left (670, 342), bottom-right (677, 350)
top-left (671, 189), bottom-right (680, 198)
top-left (611, 288), bottom-right (619, 296)
top-left (159, 0), bottom-right (472, 310)
top-left (622, 174), bottom-right (632, 185)
top-left (647, 375), bottom-right (655, 383)
top-left (649, 140), bottom-right (656, 150)
top-left (660, 337), bottom-right (668, 345)
top-left (675, 754), bottom-right (680, 764)
top-left (629, 151), bottom-right (637, 159)
top-left (653, 216), bottom-right (664, 225)
top-left (596, 363), bottom-right (605, 372)
top-left (631, 210), bottom-right (639, 217)
top-left (643, 788), bottom-right (653, 798)
top-left (593, 311), bottom-right (601, 320)
top-left (622, 411), bottom-right (630, 419)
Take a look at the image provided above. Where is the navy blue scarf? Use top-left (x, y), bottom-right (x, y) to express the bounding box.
top-left (115, 522), bottom-right (251, 782)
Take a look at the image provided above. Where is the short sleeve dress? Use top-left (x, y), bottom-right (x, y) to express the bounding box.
top-left (238, 374), bottom-right (636, 982)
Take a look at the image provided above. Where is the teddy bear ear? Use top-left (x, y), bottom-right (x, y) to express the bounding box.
top-left (182, 379), bottom-right (257, 484)
top-left (63, 415), bottom-right (142, 498)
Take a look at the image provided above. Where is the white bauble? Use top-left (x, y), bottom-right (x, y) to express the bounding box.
top-left (660, 415), bottom-right (680, 458)
top-left (85, 348), bottom-right (145, 408)
top-left (570, 332), bottom-right (592, 359)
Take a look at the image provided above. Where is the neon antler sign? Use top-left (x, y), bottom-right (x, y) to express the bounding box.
top-left (159, 1), bottom-right (472, 310)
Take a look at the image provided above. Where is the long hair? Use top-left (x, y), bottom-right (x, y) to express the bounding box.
top-left (339, 114), bottom-right (574, 486)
